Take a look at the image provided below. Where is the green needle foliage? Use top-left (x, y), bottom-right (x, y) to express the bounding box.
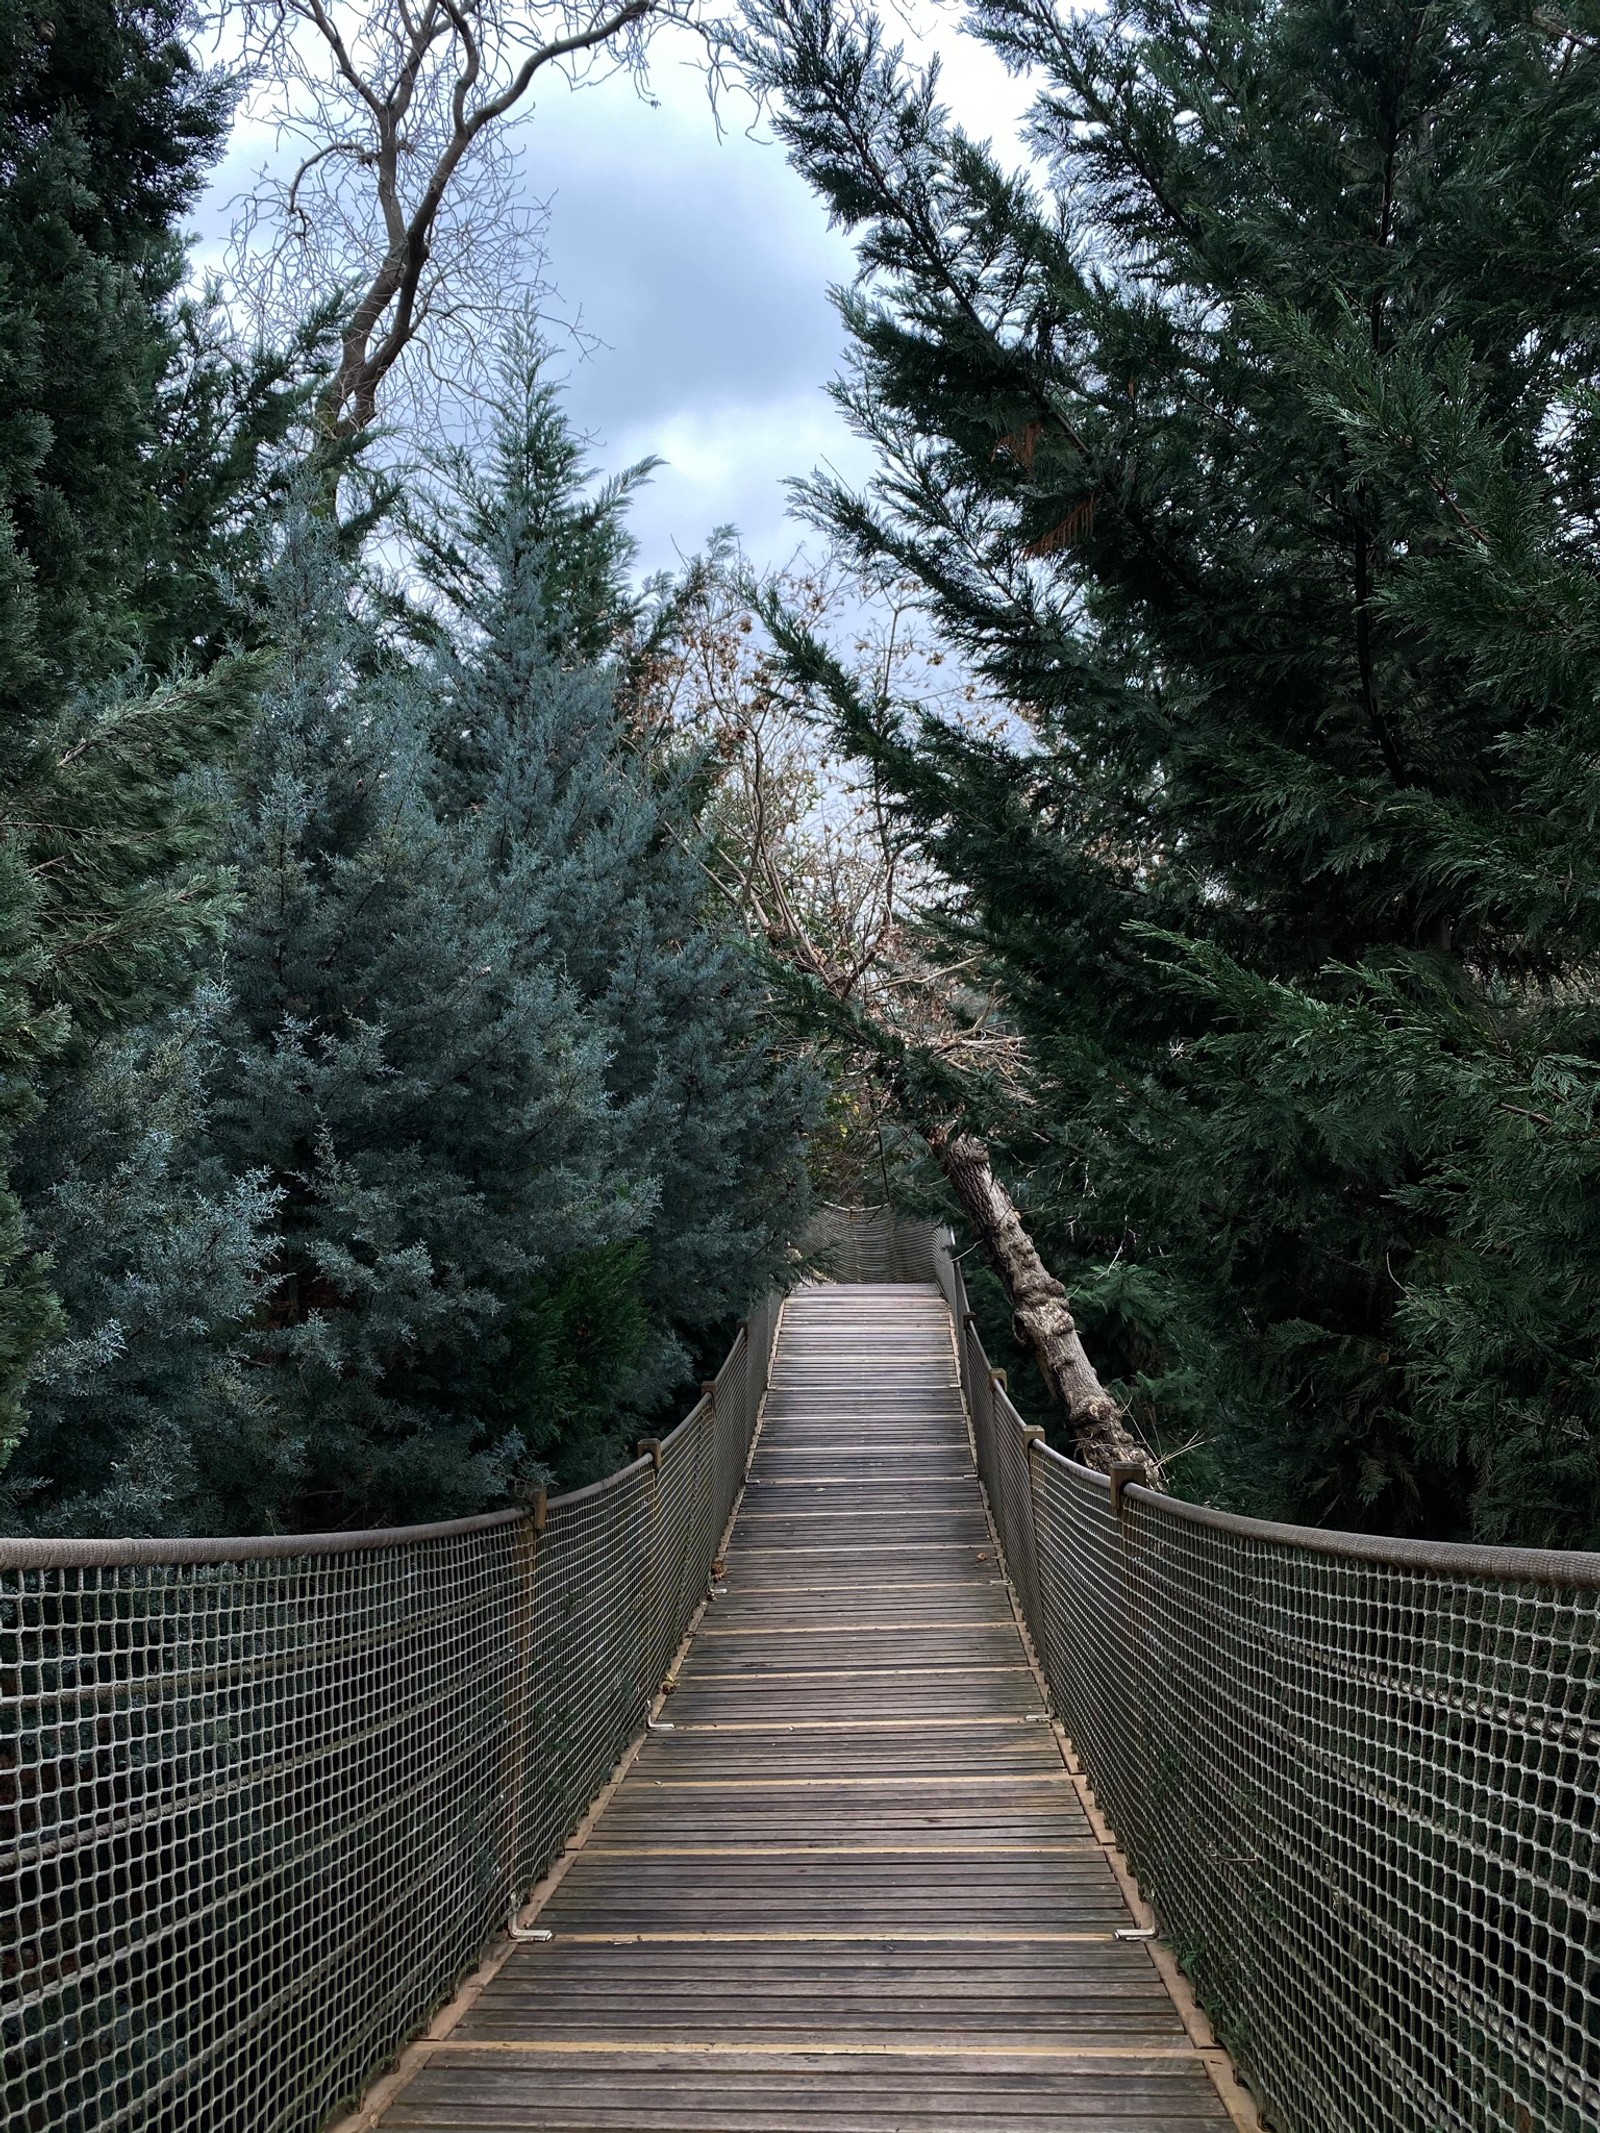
top-left (195, 507), bottom-right (641, 1530)
top-left (2, 993), bottom-right (281, 1536)
top-left (0, 0), bottom-right (311, 1469)
top-left (749, 0), bottom-right (1600, 1544)
top-left (421, 353), bottom-right (820, 1482)
top-left (13, 364), bottom-right (818, 1534)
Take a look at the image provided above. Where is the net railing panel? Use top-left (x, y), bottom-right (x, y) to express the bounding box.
top-left (927, 1224), bottom-right (1600, 2133)
top-left (1, 1306), bottom-right (779, 2133)
top-left (802, 1206), bottom-right (943, 1284)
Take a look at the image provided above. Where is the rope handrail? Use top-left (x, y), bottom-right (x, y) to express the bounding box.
top-left (0, 1506), bottom-right (530, 1572)
top-left (929, 1223), bottom-right (1600, 2133)
top-left (1068, 1458), bottom-right (1600, 1590)
top-left (1, 1294), bottom-right (782, 2133)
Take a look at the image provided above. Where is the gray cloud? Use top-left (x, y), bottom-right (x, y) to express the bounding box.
top-left (520, 51), bottom-right (864, 568)
top-left (192, 9), bottom-right (1032, 575)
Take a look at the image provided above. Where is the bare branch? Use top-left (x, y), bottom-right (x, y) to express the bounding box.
top-left (648, 545), bottom-right (1153, 1476)
top-left (221, 0), bottom-right (707, 440)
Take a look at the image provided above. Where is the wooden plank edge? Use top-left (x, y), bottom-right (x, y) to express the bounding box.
top-left (428, 2039), bottom-right (1208, 2061)
top-left (321, 1295), bottom-right (790, 2133)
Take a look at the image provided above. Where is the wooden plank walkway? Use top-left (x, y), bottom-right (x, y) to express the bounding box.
top-left (379, 1284), bottom-right (1232, 2130)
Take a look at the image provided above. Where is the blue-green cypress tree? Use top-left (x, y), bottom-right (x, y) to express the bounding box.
top-left (199, 512), bottom-right (644, 1529)
top-left (425, 357), bottom-right (819, 1473)
top-left (0, 990), bottom-right (281, 1535)
top-left (4, 347), bottom-right (817, 1532)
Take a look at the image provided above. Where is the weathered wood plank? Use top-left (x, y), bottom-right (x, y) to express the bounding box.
top-left (374, 1283), bottom-right (1229, 2130)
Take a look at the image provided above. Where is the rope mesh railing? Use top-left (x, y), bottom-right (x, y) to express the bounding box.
top-left (1, 1291), bottom-right (781, 2133)
top-left (11, 1204), bottom-right (1600, 2133)
top-left (801, 1203), bottom-right (945, 1284)
top-left (929, 1227), bottom-right (1600, 2133)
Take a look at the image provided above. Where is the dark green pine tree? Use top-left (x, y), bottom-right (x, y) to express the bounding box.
top-left (425, 354), bottom-right (819, 1479)
top-left (0, 0), bottom-right (309, 1470)
top-left (749, 0), bottom-right (1600, 1545)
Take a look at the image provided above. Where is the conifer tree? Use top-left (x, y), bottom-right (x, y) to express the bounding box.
top-left (198, 512), bottom-right (643, 1529)
top-left (0, 993), bottom-right (281, 1536)
top-left (749, 0), bottom-right (1600, 1544)
top-left (425, 354), bottom-right (818, 1473)
top-left (0, 0), bottom-right (309, 1465)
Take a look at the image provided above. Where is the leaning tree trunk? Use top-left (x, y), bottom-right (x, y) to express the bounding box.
top-left (751, 909), bottom-right (1152, 1476)
top-left (927, 1126), bottom-right (1153, 1478)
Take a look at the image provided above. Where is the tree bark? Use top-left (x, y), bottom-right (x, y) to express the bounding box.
top-left (927, 1126), bottom-right (1153, 1477)
top-left (731, 834), bottom-right (1151, 1476)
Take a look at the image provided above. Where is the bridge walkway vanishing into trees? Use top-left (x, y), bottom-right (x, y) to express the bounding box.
top-left (7, 1213), bottom-right (1600, 2133)
top-left (355, 1283), bottom-right (1240, 2131)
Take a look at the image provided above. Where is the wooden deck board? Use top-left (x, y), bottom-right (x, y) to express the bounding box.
top-left (383, 1284), bottom-right (1229, 2130)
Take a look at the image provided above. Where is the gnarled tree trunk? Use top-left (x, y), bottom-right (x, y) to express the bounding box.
top-left (927, 1126), bottom-right (1152, 1477)
top-left (730, 814), bottom-right (1152, 1477)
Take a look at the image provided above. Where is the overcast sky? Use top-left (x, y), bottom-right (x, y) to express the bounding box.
top-left (196, 6), bottom-right (1034, 576)
top-left (519, 11), bottom-right (1032, 572)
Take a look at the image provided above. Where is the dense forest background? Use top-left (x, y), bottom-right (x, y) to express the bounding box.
top-left (0, 0), bottom-right (818, 1534)
top-left (4, 0), bottom-right (1600, 1550)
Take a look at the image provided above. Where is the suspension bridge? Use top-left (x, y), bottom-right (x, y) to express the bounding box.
top-left (4, 1217), bottom-right (1597, 2133)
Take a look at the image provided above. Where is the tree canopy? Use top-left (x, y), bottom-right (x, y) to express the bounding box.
top-left (9, 0), bottom-right (1600, 1549)
top-left (745, 0), bottom-right (1600, 1546)
top-left (0, 0), bottom-right (308, 1467)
